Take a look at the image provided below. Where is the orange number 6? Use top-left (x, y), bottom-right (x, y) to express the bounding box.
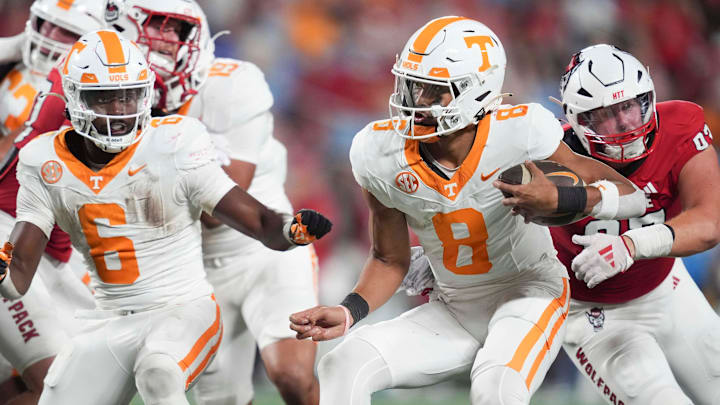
top-left (432, 208), bottom-right (491, 275)
top-left (78, 203), bottom-right (140, 284)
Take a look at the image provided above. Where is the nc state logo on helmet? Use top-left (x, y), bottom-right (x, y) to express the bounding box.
top-left (389, 16), bottom-right (507, 141)
top-left (61, 29), bottom-right (155, 153)
top-left (560, 44), bottom-right (657, 163)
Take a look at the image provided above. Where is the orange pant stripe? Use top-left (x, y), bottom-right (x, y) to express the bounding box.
top-left (185, 324), bottom-right (223, 389)
top-left (178, 297), bottom-right (221, 373)
top-left (524, 280), bottom-right (570, 388)
top-left (505, 278), bottom-right (569, 381)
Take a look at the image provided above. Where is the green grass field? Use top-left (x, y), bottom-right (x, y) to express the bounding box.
top-left (129, 380), bottom-right (604, 405)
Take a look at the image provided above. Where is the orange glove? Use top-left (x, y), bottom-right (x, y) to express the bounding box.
top-left (0, 242), bottom-right (13, 282)
top-left (287, 209), bottom-right (332, 245)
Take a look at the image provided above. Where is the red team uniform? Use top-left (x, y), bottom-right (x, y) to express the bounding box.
top-left (553, 101), bottom-right (711, 303)
top-left (0, 68), bottom-right (71, 263)
top-left (552, 101), bottom-right (720, 405)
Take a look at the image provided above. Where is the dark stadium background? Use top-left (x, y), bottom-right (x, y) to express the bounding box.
top-left (1, 0), bottom-right (718, 403)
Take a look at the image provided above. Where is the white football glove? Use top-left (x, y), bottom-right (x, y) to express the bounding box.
top-left (398, 246), bottom-right (435, 296)
top-left (571, 234), bottom-right (634, 288)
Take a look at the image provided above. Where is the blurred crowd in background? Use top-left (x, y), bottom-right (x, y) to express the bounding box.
top-left (0, 0), bottom-right (719, 403)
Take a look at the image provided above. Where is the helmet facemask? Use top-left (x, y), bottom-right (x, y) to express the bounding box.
top-left (66, 83), bottom-right (153, 153)
top-left (23, 16), bottom-right (80, 77)
top-left (389, 68), bottom-right (501, 141)
top-left (576, 91), bottom-right (656, 163)
top-left (128, 7), bottom-right (203, 111)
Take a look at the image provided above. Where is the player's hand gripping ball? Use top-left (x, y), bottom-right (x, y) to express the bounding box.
top-left (498, 160), bottom-right (587, 226)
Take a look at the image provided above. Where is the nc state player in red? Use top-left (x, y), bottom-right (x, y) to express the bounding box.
top-left (551, 44), bottom-right (720, 405)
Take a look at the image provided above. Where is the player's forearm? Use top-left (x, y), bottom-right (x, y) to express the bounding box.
top-left (212, 187), bottom-right (292, 251)
top-left (621, 208), bottom-right (720, 260)
top-left (666, 208), bottom-right (720, 256)
top-left (353, 255), bottom-right (408, 313)
top-left (1, 258), bottom-right (34, 298)
top-left (553, 146), bottom-right (644, 219)
top-left (1, 223), bottom-right (47, 297)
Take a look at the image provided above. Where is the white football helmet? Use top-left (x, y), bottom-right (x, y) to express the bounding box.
top-left (103, 0), bottom-right (215, 112)
top-left (561, 44), bottom-right (657, 163)
top-left (389, 16), bottom-right (507, 140)
top-left (22, 0), bottom-right (106, 78)
top-left (62, 29), bottom-right (154, 153)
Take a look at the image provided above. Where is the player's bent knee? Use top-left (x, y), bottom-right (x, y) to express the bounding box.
top-left (470, 365), bottom-right (529, 405)
top-left (135, 354), bottom-right (188, 405)
top-left (317, 335), bottom-right (391, 397)
top-left (265, 362), bottom-right (314, 394)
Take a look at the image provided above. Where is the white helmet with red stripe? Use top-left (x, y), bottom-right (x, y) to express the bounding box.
top-left (389, 16), bottom-right (507, 140)
top-left (103, 0), bottom-right (214, 112)
top-left (23, 0), bottom-right (106, 77)
top-left (62, 29), bottom-right (155, 153)
top-left (561, 44), bottom-right (657, 163)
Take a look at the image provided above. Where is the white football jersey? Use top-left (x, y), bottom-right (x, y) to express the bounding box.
top-left (350, 103), bottom-right (566, 288)
top-left (178, 58), bottom-right (292, 258)
top-left (0, 63), bottom-right (48, 136)
top-left (15, 116), bottom-right (236, 310)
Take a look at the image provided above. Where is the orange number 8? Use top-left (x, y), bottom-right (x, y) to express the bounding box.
top-left (78, 203), bottom-right (140, 284)
top-left (496, 105), bottom-right (529, 121)
top-left (432, 208), bottom-right (491, 275)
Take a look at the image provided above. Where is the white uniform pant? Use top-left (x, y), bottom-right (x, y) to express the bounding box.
top-left (191, 246), bottom-right (318, 404)
top-left (319, 271), bottom-right (569, 405)
top-left (563, 259), bottom-right (720, 405)
top-left (38, 294), bottom-right (222, 405)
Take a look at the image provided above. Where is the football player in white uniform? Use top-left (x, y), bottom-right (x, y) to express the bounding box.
top-left (106, 1), bottom-right (322, 403)
top-left (0, 30), bottom-right (331, 405)
top-left (290, 17), bottom-right (646, 405)
top-left (0, 1), bottom-right (104, 403)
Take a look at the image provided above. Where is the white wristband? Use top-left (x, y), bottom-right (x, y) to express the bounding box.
top-left (623, 224), bottom-right (674, 259)
top-left (589, 180), bottom-right (619, 219)
top-left (281, 214), bottom-right (300, 250)
top-left (339, 305), bottom-right (352, 336)
top-left (0, 271), bottom-right (22, 300)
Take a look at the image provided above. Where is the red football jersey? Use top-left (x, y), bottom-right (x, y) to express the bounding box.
top-left (0, 66), bottom-right (72, 262)
top-left (550, 100), bottom-right (713, 303)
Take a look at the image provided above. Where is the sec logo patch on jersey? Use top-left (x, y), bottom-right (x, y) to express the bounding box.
top-left (395, 171), bottom-right (419, 194)
top-left (41, 160), bottom-right (63, 184)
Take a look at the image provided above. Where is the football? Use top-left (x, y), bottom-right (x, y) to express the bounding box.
top-left (498, 160), bottom-right (587, 226)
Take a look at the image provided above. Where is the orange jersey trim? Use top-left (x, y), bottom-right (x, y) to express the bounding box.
top-left (505, 278), bottom-right (569, 389)
top-left (403, 115), bottom-right (491, 201)
top-left (177, 97), bottom-right (194, 116)
top-left (53, 128), bottom-right (141, 194)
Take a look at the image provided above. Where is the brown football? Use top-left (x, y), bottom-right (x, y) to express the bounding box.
top-left (498, 160), bottom-right (587, 226)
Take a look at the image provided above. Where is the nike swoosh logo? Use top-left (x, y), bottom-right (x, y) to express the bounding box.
top-left (128, 164), bottom-right (147, 177)
top-left (480, 167), bottom-right (500, 181)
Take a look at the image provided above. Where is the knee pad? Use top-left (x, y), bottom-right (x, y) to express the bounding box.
top-left (135, 354), bottom-right (188, 405)
top-left (470, 365), bottom-right (529, 405)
